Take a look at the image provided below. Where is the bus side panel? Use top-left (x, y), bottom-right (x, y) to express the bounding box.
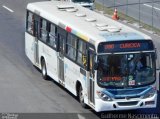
top-left (45, 45), bottom-right (59, 82)
top-left (64, 58), bottom-right (82, 96)
top-left (38, 41), bottom-right (59, 82)
top-left (25, 32), bottom-right (35, 64)
top-left (81, 70), bottom-right (89, 104)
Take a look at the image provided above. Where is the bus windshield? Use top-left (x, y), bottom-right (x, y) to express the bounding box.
top-left (72, 0), bottom-right (92, 3)
top-left (97, 52), bottom-right (156, 88)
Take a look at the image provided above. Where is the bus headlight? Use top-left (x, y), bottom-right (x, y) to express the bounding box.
top-left (96, 91), bottom-right (112, 101)
top-left (143, 88), bottom-right (156, 99)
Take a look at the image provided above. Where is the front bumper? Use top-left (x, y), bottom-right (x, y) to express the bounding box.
top-left (95, 93), bottom-right (157, 112)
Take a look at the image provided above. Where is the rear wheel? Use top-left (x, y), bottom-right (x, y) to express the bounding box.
top-left (79, 86), bottom-right (87, 108)
top-left (41, 59), bottom-right (47, 80)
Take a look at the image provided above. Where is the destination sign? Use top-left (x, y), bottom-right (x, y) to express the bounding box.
top-left (101, 76), bottom-right (122, 82)
top-left (98, 40), bottom-right (154, 53)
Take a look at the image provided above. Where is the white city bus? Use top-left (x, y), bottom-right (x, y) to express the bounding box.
top-left (25, 1), bottom-right (157, 112)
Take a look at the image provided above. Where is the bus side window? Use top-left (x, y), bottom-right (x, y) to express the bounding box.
top-left (77, 39), bottom-right (87, 68)
top-left (26, 11), bottom-right (34, 35)
top-left (40, 19), bottom-right (47, 43)
top-left (66, 33), bottom-right (77, 61)
top-left (48, 23), bottom-right (57, 49)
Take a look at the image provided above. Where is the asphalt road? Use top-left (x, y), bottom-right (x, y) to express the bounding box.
top-left (0, 0), bottom-right (159, 119)
top-left (96, 0), bottom-right (160, 29)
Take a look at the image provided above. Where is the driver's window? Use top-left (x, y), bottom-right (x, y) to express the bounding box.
top-left (107, 55), bottom-right (121, 76)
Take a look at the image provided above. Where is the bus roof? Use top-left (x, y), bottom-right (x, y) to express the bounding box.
top-left (27, 1), bottom-right (151, 45)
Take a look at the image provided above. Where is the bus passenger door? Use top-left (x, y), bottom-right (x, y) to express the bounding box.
top-left (34, 15), bottom-right (39, 65)
top-left (57, 28), bottom-right (66, 85)
top-left (88, 50), bottom-right (95, 105)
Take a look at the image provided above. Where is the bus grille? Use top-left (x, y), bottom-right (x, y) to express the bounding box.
top-left (117, 101), bottom-right (138, 106)
top-left (115, 96), bottom-right (141, 100)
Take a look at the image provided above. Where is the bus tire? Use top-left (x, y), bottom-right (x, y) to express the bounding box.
top-left (79, 85), bottom-right (87, 108)
top-left (41, 59), bottom-right (47, 80)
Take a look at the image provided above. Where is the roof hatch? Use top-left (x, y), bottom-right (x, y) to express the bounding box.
top-left (76, 12), bottom-right (86, 17)
top-left (57, 4), bottom-right (75, 11)
top-left (97, 25), bottom-right (121, 32)
top-left (85, 17), bottom-right (96, 22)
top-left (66, 8), bottom-right (78, 12)
top-left (96, 23), bottom-right (108, 27)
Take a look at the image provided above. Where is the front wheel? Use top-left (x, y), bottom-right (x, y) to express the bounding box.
top-left (41, 59), bottom-right (47, 80)
top-left (79, 86), bottom-right (87, 108)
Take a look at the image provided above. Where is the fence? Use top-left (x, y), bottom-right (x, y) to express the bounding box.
top-left (95, 0), bottom-right (160, 33)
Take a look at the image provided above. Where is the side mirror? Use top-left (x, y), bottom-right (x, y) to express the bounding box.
top-left (158, 71), bottom-right (160, 91)
top-left (156, 69), bottom-right (160, 91)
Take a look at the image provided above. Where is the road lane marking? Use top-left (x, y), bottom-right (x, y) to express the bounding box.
top-left (2, 5), bottom-right (14, 13)
top-left (77, 114), bottom-right (86, 119)
top-left (143, 4), bottom-right (160, 11)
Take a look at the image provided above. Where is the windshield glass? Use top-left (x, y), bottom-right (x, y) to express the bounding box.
top-left (97, 52), bottom-right (156, 88)
top-left (72, 0), bottom-right (92, 3)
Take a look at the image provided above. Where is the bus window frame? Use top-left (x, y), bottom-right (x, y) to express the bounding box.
top-left (66, 33), bottom-right (78, 61)
top-left (39, 18), bottom-right (48, 43)
top-left (26, 10), bottom-right (34, 36)
top-left (28, 12), bottom-right (58, 51)
top-left (88, 44), bottom-right (96, 72)
top-left (47, 22), bottom-right (57, 50)
top-left (64, 31), bottom-right (90, 70)
top-left (26, 10), bottom-right (96, 71)
top-left (77, 38), bottom-right (87, 69)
